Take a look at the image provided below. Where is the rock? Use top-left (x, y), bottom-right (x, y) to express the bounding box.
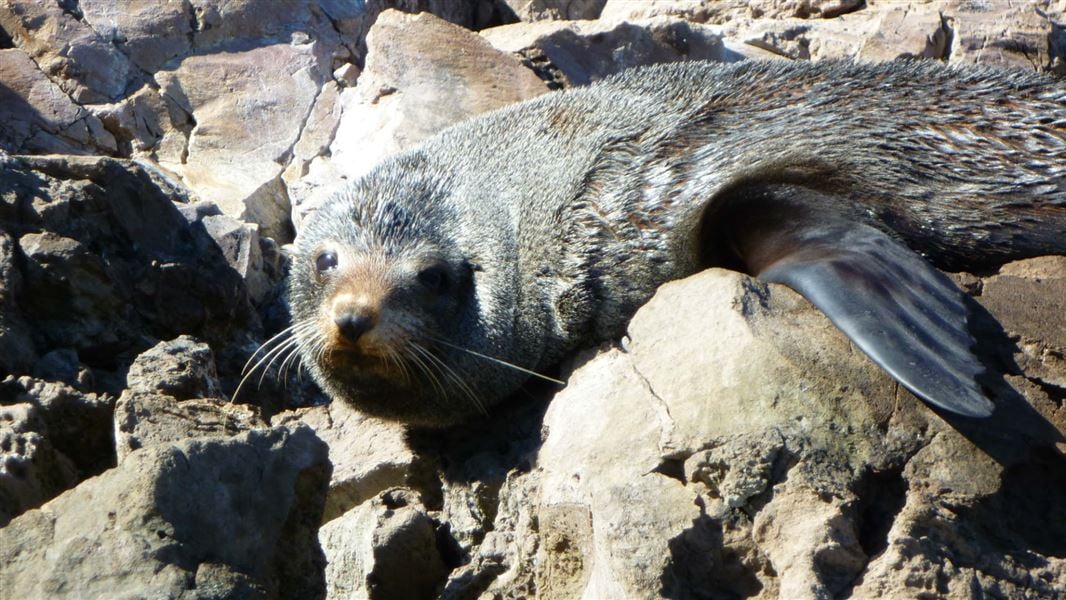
top-left (481, 16), bottom-right (744, 87)
top-left (0, 426), bottom-right (330, 598)
top-left (114, 392), bottom-right (267, 463)
top-left (0, 0), bottom-right (134, 103)
top-left (601, 0), bottom-right (864, 23)
top-left (978, 256), bottom-right (1066, 392)
top-left (78, 0), bottom-right (194, 74)
top-left (499, 0), bottom-right (607, 21)
top-left (321, 9), bottom-right (548, 204)
top-left (18, 231), bottom-right (124, 352)
top-left (944, 0), bottom-right (1065, 71)
top-left (1, 154), bottom-right (259, 375)
top-left (154, 42), bottom-right (328, 242)
top-left (441, 266), bottom-right (1066, 597)
top-left (0, 231), bottom-right (36, 375)
top-left (125, 336), bottom-right (225, 401)
top-left (30, 349), bottom-right (83, 388)
top-left (319, 490), bottom-right (448, 599)
top-left (274, 401), bottom-right (416, 523)
top-left (0, 402), bottom-right (78, 527)
top-left (3, 376), bottom-right (116, 480)
top-left (0, 48), bottom-right (117, 155)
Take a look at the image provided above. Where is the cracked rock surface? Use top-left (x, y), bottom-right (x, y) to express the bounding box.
top-left (1, 1), bottom-right (1064, 598)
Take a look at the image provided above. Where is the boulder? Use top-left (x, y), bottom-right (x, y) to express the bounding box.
top-left (0, 426), bottom-right (330, 598)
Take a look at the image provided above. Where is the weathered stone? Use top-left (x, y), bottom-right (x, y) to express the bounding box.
top-left (499, 0), bottom-right (607, 21)
top-left (5, 377), bottom-right (116, 479)
top-left (0, 231), bottom-right (35, 375)
top-left (0, 0), bottom-right (133, 103)
top-left (944, 0), bottom-right (1065, 71)
top-left (325, 10), bottom-right (548, 185)
top-left (0, 48), bottom-right (117, 155)
top-left (79, 0), bottom-right (194, 74)
top-left (0, 402), bottom-right (78, 527)
top-left (601, 0), bottom-right (864, 23)
top-left (274, 401), bottom-right (415, 523)
top-left (155, 42), bottom-right (327, 242)
top-left (320, 491), bottom-right (448, 599)
top-left (481, 16), bottom-right (743, 86)
top-left (442, 266), bottom-right (1066, 597)
top-left (18, 230), bottom-right (124, 352)
top-left (0, 426), bottom-right (330, 598)
top-left (1, 154), bottom-right (258, 368)
top-left (979, 256), bottom-right (1066, 391)
top-left (114, 392), bottom-right (267, 463)
top-left (125, 336), bottom-right (225, 401)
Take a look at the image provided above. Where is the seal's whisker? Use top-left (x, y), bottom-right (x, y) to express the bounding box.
top-left (426, 337), bottom-right (565, 385)
top-left (411, 342), bottom-right (486, 415)
top-left (240, 322), bottom-right (312, 376)
top-left (403, 345), bottom-right (449, 404)
top-left (232, 333), bottom-right (306, 402)
top-left (256, 336), bottom-right (301, 389)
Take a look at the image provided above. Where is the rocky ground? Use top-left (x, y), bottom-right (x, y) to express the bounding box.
top-left (1, 1), bottom-right (1064, 598)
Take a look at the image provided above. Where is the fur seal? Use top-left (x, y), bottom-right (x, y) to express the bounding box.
top-left (284, 59), bottom-right (1065, 427)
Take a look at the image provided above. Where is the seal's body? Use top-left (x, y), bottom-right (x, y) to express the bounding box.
top-left (288, 60), bottom-right (1065, 426)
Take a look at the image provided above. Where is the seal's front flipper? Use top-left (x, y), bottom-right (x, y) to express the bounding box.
top-left (717, 185), bottom-right (995, 418)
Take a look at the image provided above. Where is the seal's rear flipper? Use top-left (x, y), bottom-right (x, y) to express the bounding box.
top-left (718, 185), bottom-right (995, 418)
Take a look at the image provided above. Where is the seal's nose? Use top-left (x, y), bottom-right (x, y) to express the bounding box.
top-left (334, 312), bottom-right (375, 344)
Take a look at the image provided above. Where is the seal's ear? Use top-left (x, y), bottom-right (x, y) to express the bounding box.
top-left (715, 184), bottom-right (995, 418)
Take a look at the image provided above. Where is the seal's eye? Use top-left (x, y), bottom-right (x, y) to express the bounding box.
top-left (417, 265), bottom-right (449, 294)
top-left (315, 250), bottom-right (338, 274)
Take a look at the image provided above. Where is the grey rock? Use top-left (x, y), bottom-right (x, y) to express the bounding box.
top-left (4, 376), bottom-right (116, 479)
top-left (0, 402), bottom-right (78, 527)
top-left (0, 48), bottom-right (117, 155)
top-left (0, 0), bottom-right (133, 103)
top-left (481, 16), bottom-right (742, 86)
top-left (1, 154), bottom-right (259, 371)
top-left (274, 402), bottom-right (415, 523)
top-left (30, 349), bottom-right (82, 388)
top-left (499, 0), bottom-right (607, 21)
top-left (114, 392), bottom-right (267, 463)
top-left (320, 490), bottom-right (448, 600)
top-left (0, 425), bottom-right (331, 599)
top-left (0, 231), bottom-right (36, 375)
top-left (125, 335), bottom-right (225, 401)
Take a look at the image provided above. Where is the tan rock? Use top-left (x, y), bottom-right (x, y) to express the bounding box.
top-left (473, 263), bottom-right (1066, 597)
top-left (0, 0), bottom-right (133, 103)
top-left (0, 426), bottom-right (330, 598)
top-left (481, 16), bottom-right (748, 87)
top-left (155, 42), bottom-right (327, 242)
top-left (0, 48), bottom-right (117, 155)
top-left (601, 0), bottom-right (863, 24)
top-left (325, 10), bottom-right (549, 183)
top-left (319, 491), bottom-right (448, 599)
top-left (273, 401), bottom-right (416, 523)
top-left (114, 392), bottom-right (267, 462)
top-left (500, 0), bottom-right (607, 21)
top-left (942, 0), bottom-right (1065, 70)
top-left (78, 0), bottom-right (193, 73)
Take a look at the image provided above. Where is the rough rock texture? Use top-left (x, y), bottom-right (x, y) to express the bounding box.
top-left (1, 1), bottom-right (1064, 598)
top-left (0, 426), bottom-right (331, 598)
top-left (296, 9), bottom-right (550, 224)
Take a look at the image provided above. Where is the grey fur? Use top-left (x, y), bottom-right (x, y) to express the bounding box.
top-left (289, 59), bottom-right (1065, 426)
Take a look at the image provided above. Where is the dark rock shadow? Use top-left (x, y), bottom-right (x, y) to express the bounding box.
top-left (933, 296), bottom-right (1066, 467)
top-left (661, 508), bottom-right (764, 600)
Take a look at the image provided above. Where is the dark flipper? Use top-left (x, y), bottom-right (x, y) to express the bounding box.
top-left (714, 185), bottom-right (994, 417)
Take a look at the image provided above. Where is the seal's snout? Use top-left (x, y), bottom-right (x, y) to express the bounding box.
top-left (328, 292), bottom-right (382, 350)
top-left (334, 311), bottom-right (375, 344)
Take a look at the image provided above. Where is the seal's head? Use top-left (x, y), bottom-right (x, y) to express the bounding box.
top-left (287, 157), bottom-right (538, 426)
